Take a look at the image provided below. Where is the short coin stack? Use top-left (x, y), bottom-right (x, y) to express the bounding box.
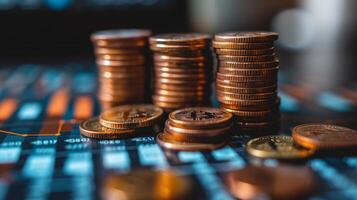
top-left (157, 107), bottom-right (233, 151)
top-left (91, 29), bottom-right (152, 110)
top-left (149, 34), bottom-right (212, 112)
top-left (79, 104), bottom-right (163, 139)
top-left (213, 32), bottom-right (280, 132)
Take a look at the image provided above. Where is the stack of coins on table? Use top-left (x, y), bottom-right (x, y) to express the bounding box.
top-left (213, 32), bottom-right (280, 133)
top-left (91, 29), bottom-right (152, 110)
top-left (79, 104), bottom-right (163, 139)
top-left (157, 107), bottom-right (233, 151)
top-left (149, 34), bottom-right (213, 112)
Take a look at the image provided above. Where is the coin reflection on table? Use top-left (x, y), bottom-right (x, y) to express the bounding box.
top-left (102, 169), bottom-right (193, 200)
top-left (224, 165), bottom-right (318, 200)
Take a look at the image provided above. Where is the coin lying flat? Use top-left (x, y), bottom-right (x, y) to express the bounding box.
top-left (224, 165), bottom-right (317, 200)
top-left (91, 29), bottom-right (152, 41)
top-left (214, 32), bottom-right (278, 43)
top-left (165, 120), bottom-right (232, 137)
top-left (292, 123), bottom-right (357, 149)
top-left (79, 117), bottom-right (135, 139)
top-left (169, 107), bottom-right (233, 129)
top-left (246, 135), bottom-right (314, 159)
top-left (103, 169), bottom-right (193, 200)
top-left (156, 132), bottom-right (227, 151)
top-left (215, 48), bottom-right (275, 56)
top-left (99, 104), bottom-right (164, 129)
top-left (150, 33), bottom-right (211, 45)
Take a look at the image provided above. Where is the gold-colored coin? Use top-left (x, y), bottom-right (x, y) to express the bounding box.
top-left (292, 123), bottom-right (357, 149)
top-left (217, 96), bottom-right (277, 106)
top-left (99, 104), bottom-right (164, 129)
top-left (218, 54), bottom-right (276, 62)
top-left (103, 169), bottom-right (193, 200)
top-left (168, 107), bottom-right (233, 129)
top-left (212, 41), bottom-right (273, 49)
top-left (79, 117), bottom-right (136, 139)
top-left (156, 132), bottom-right (227, 151)
top-left (215, 48), bottom-right (275, 56)
top-left (214, 32), bottom-right (278, 43)
top-left (221, 107), bottom-right (277, 117)
top-left (246, 135), bottom-right (314, 159)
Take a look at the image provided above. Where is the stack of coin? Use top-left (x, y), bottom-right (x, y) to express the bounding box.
top-left (91, 29), bottom-right (152, 110)
top-left (156, 107), bottom-right (233, 151)
top-left (149, 34), bottom-right (212, 112)
top-left (79, 104), bottom-right (163, 139)
top-left (213, 32), bottom-right (280, 132)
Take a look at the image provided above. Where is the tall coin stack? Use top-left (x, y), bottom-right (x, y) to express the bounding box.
top-left (91, 29), bottom-right (152, 110)
top-left (149, 34), bottom-right (212, 112)
top-left (213, 32), bottom-right (280, 133)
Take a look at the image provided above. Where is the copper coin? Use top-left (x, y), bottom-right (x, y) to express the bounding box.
top-left (150, 33), bottom-right (211, 45)
top-left (216, 91), bottom-right (277, 100)
top-left (168, 107), bottom-right (233, 129)
top-left (215, 48), bottom-right (275, 56)
top-left (98, 65), bottom-right (145, 73)
top-left (100, 71), bottom-right (145, 79)
top-left (153, 100), bottom-right (201, 110)
top-left (97, 59), bottom-right (145, 66)
top-left (165, 120), bottom-right (232, 137)
top-left (219, 60), bottom-right (279, 69)
top-left (99, 104), bottom-right (164, 129)
top-left (154, 66), bottom-right (206, 74)
top-left (150, 44), bottom-right (208, 52)
top-left (224, 165), bottom-right (317, 200)
top-left (212, 41), bottom-right (274, 50)
top-left (154, 61), bottom-right (206, 68)
top-left (152, 95), bottom-right (205, 103)
top-left (216, 79), bottom-right (276, 88)
top-left (96, 54), bottom-right (145, 61)
top-left (216, 72), bottom-right (277, 82)
top-left (156, 132), bottom-right (227, 151)
top-left (218, 54), bottom-right (276, 62)
top-left (221, 97), bottom-right (280, 111)
top-left (154, 54), bottom-right (206, 62)
top-left (214, 32), bottom-right (278, 43)
top-left (91, 29), bottom-right (151, 41)
top-left (155, 83), bottom-right (206, 91)
top-left (79, 117), bottom-right (136, 139)
top-left (156, 78), bottom-right (207, 85)
top-left (95, 47), bottom-right (143, 55)
top-left (218, 67), bottom-right (278, 76)
top-left (216, 83), bottom-right (277, 94)
top-left (155, 89), bottom-right (205, 97)
top-left (165, 130), bottom-right (227, 143)
top-left (93, 40), bottom-right (147, 48)
top-left (292, 124), bottom-right (357, 149)
top-left (155, 72), bottom-right (206, 80)
top-left (217, 96), bottom-right (277, 106)
top-left (221, 107), bottom-right (277, 117)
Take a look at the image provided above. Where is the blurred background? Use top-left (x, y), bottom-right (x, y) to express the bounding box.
top-left (0, 0), bottom-right (356, 90)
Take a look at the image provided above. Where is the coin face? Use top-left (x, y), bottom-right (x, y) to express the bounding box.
top-left (103, 169), bottom-right (193, 200)
top-left (79, 117), bottom-right (135, 139)
top-left (214, 32), bottom-right (279, 43)
top-left (99, 104), bottom-right (164, 129)
top-left (246, 135), bottom-right (314, 159)
top-left (91, 29), bottom-right (152, 41)
top-left (292, 124), bottom-right (357, 149)
top-left (169, 107), bottom-right (233, 129)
